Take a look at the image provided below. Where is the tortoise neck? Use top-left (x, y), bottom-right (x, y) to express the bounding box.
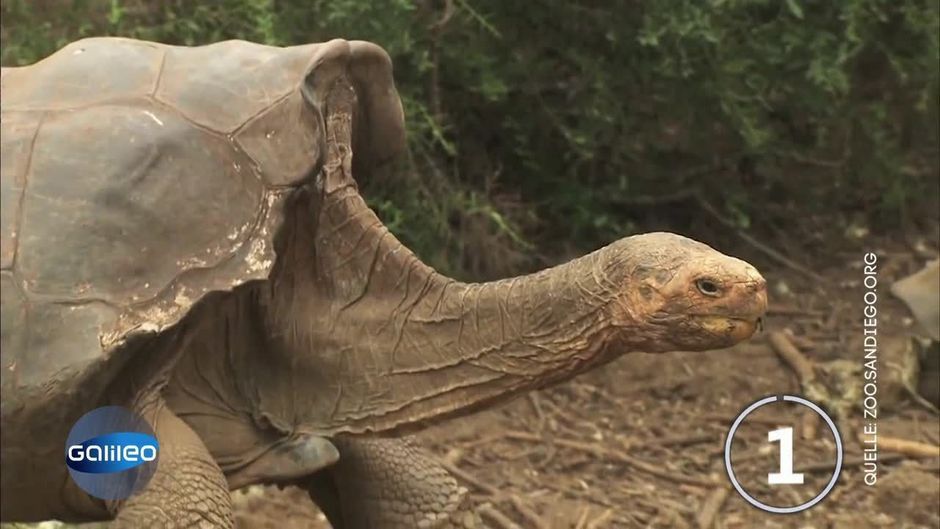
top-left (348, 255), bottom-right (624, 434)
top-left (269, 188), bottom-right (634, 433)
top-left (266, 95), bottom-right (631, 434)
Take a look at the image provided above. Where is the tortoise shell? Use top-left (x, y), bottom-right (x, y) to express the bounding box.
top-left (0, 36), bottom-right (404, 492)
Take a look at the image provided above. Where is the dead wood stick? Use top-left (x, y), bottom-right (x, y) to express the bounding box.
top-left (585, 508), bottom-right (614, 529)
top-left (878, 436), bottom-right (940, 458)
top-left (800, 408), bottom-right (819, 440)
top-left (797, 454), bottom-right (904, 473)
top-left (724, 449), bottom-right (774, 465)
top-left (528, 392), bottom-right (546, 430)
top-left (923, 426), bottom-right (940, 446)
top-left (767, 305), bottom-right (826, 317)
top-left (504, 430), bottom-right (718, 488)
top-left (479, 505), bottom-right (523, 529)
top-left (573, 383), bottom-right (624, 408)
top-left (784, 332), bottom-right (819, 351)
top-left (508, 495), bottom-right (550, 529)
top-left (441, 461), bottom-right (500, 496)
top-left (695, 486), bottom-right (729, 529)
top-left (537, 396), bottom-right (587, 432)
top-left (768, 331), bottom-right (821, 439)
top-left (919, 462), bottom-right (940, 473)
top-left (769, 331), bottom-right (816, 383)
top-left (652, 432), bottom-right (716, 448)
top-left (456, 432), bottom-right (506, 451)
top-left (703, 413), bottom-right (789, 428)
top-left (573, 507), bottom-right (591, 529)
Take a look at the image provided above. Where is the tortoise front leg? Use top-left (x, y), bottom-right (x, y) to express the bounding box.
top-left (111, 404), bottom-right (233, 528)
top-left (302, 437), bottom-right (483, 529)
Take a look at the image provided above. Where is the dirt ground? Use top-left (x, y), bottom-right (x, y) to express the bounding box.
top-left (232, 238), bottom-right (940, 529)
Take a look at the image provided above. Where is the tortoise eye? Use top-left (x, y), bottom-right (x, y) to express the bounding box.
top-left (696, 278), bottom-right (721, 296)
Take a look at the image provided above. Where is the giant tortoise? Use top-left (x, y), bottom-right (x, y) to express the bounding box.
top-left (0, 37), bottom-right (768, 528)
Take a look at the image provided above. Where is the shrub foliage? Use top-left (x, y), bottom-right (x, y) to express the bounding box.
top-left (2, 0), bottom-right (937, 277)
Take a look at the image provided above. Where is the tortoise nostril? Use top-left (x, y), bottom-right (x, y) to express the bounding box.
top-left (750, 270), bottom-right (766, 288)
top-left (744, 273), bottom-right (767, 293)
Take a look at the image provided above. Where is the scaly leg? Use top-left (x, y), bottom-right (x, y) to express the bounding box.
top-left (303, 437), bottom-right (483, 529)
top-left (111, 404), bottom-right (233, 528)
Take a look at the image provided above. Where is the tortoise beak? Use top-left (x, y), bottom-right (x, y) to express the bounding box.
top-left (697, 315), bottom-right (761, 343)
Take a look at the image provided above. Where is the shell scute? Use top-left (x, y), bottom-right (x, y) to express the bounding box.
top-left (1, 37), bottom-right (163, 111)
top-left (155, 40), bottom-right (316, 133)
top-left (15, 104), bottom-right (264, 306)
top-left (0, 111), bottom-right (41, 268)
top-left (236, 90), bottom-right (324, 187)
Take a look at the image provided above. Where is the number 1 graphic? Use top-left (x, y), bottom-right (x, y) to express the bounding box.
top-left (768, 427), bottom-right (805, 485)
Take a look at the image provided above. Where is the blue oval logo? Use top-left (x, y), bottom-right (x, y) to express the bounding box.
top-left (65, 406), bottom-right (159, 500)
top-left (66, 432), bottom-right (159, 473)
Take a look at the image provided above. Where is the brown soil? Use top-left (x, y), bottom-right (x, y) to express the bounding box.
top-left (233, 237), bottom-right (940, 529)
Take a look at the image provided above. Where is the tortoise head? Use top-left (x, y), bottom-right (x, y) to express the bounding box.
top-left (603, 232), bottom-right (767, 352)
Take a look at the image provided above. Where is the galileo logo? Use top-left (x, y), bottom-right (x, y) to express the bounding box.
top-left (65, 406), bottom-right (159, 500)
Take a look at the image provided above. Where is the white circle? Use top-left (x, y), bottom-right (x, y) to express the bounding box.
top-left (723, 395), bottom-right (843, 514)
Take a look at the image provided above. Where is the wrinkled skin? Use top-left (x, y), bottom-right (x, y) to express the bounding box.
top-left (155, 85), bottom-right (767, 528)
top-left (1, 39), bottom-right (767, 529)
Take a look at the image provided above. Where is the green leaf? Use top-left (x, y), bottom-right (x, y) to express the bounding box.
top-left (785, 0), bottom-right (804, 20)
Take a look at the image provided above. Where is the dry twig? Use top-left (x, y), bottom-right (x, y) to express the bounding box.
top-left (769, 331), bottom-right (816, 383)
top-left (508, 495), bottom-right (549, 529)
top-left (695, 486), bottom-right (729, 529)
top-left (797, 453), bottom-right (904, 473)
top-left (505, 430), bottom-right (718, 488)
top-left (585, 508), bottom-right (614, 529)
top-left (878, 436), bottom-right (940, 458)
top-left (441, 461), bottom-right (500, 496)
top-left (767, 305), bottom-right (826, 317)
top-left (800, 411), bottom-right (819, 441)
top-left (528, 392), bottom-right (547, 431)
top-left (479, 504), bottom-right (523, 529)
top-left (653, 432), bottom-right (716, 448)
top-left (769, 331), bottom-right (822, 439)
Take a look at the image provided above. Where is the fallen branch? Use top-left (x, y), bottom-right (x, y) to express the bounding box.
top-left (800, 410), bottom-right (819, 441)
top-left (768, 331), bottom-right (821, 439)
top-left (919, 462), bottom-right (940, 474)
top-left (878, 436), bottom-right (940, 458)
top-left (768, 331), bottom-right (817, 384)
top-left (703, 412), bottom-right (789, 428)
top-left (584, 508), bottom-right (614, 529)
top-left (573, 507), bottom-right (591, 529)
top-left (505, 430), bottom-right (719, 488)
top-left (479, 504), bottom-right (523, 529)
top-left (798, 454), bottom-right (904, 473)
top-left (652, 432), bottom-right (716, 448)
top-left (509, 495), bottom-right (549, 529)
top-left (767, 305), bottom-right (826, 317)
top-left (695, 486), bottom-right (729, 529)
top-left (441, 461), bottom-right (500, 496)
top-left (783, 332), bottom-right (820, 351)
top-left (442, 461), bottom-right (549, 529)
top-left (527, 392), bottom-right (547, 431)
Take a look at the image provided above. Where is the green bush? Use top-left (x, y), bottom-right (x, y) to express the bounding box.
top-left (2, 0), bottom-right (937, 278)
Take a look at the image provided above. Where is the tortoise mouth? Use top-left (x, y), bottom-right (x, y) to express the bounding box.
top-left (694, 315), bottom-right (763, 342)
